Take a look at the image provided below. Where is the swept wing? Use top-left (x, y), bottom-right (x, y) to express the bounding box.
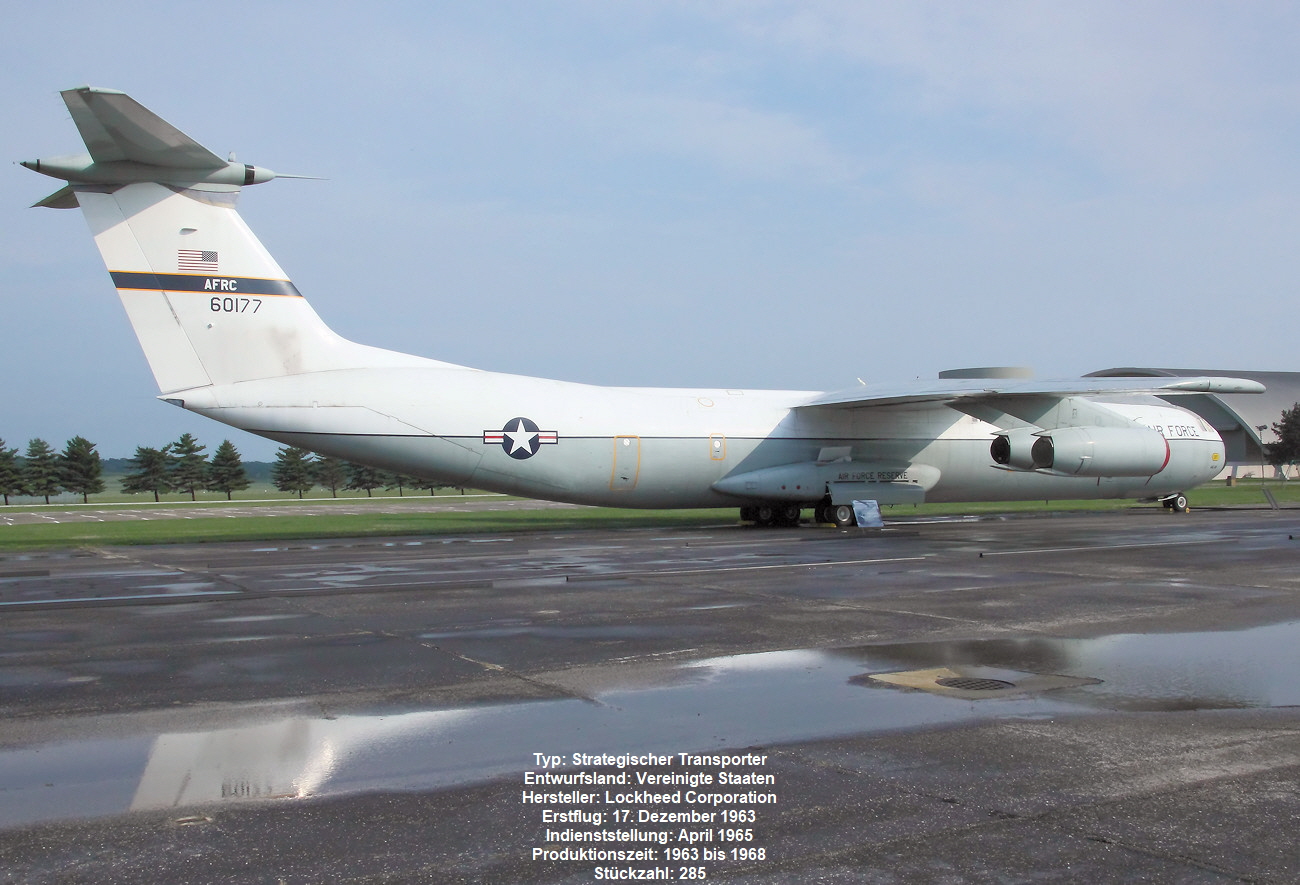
top-left (802, 376), bottom-right (1266, 411)
top-left (802, 376), bottom-right (1265, 430)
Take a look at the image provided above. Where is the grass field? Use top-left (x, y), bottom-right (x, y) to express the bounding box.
top-left (1, 480), bottom-right (1295, 552)
top-left (8, 477), bottom-right (464, 507)
top-left (0, 502), bottom-right (737, 550)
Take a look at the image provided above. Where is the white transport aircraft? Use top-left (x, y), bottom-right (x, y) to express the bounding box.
top-left (24, 87), bottom-right (1264, 526)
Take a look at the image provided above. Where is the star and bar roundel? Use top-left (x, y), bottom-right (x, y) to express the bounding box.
top-left (483, 417), bottom-right (559, 460)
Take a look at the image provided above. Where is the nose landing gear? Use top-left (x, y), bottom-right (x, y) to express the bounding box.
top-left (1162, 493), bottom-right (1190, 513)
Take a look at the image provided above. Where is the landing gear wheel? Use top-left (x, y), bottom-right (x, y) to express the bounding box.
top-left (776, 504), bottom-right (802, 527)
top-left (813, 502), bottom-right (830, 525)
top-left (1169, 493), bottom-right (1189, 513)
top-left (830, 503), bottom-right (857, 528)
top-left (753, 505), bottom-right (777, 527)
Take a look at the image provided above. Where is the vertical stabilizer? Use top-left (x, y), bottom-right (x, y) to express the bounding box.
top-left (27, 88), bottom-right (439, 394)
top-left (76, 182), bottom-right (412, 392)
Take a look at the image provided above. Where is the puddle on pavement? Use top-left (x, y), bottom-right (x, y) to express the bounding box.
top-left (847, 621), bottom-right (1300, 711)
top-left (1, 620), bottom-right (1296, 829)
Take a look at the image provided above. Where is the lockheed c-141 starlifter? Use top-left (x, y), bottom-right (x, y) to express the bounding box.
top-left (23, 87), bottom-right (1264, 525)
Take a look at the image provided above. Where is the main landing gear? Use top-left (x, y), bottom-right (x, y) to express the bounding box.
top-left (742, 497), bottom-right (858, 528)
top-left (813, 499), bottom-right (857, 527)
top-left (739, 503), bottom-right (802, 527)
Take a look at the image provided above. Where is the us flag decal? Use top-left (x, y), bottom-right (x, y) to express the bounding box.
top-left (178, 249), bottom-right (218, 272)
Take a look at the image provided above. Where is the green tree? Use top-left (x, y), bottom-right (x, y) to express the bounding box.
top-left (385, 473), bottom-right (419, 496)
top-left (272, 446), bottom-right (315, 498)
top-left (345, 461), bottom-right (386, 497)
top-left (168, 433), bottom-right (208, 500)
top-left (313, 455), bottom-right (348, 498)
top-left (206, 439), bottom-right (251, 500)
top-left (20, 438), bottom-right (62, 504)
top-left (415, 478), bottom-right (456, 496)
top-left (0, 439), bottom-right (20, 505)
top-left (59, 436), bottom-right (105, 503)
top-left (121, 445), bottom-right (172, 502)
top-left (1265, 402), bottom-right (1300, 473)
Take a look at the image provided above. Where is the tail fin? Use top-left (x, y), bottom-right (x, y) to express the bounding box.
top-left (25, 87), bottom-right (434, 394)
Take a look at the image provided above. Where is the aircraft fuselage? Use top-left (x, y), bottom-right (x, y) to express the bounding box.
top-left (173, 366), bottom-right (1225, 509)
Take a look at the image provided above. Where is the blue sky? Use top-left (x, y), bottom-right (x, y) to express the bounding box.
top-left (3, 1), bottom-right (1298, 459)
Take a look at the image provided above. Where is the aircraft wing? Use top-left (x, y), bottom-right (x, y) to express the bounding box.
top-left (800, 376), bottom-right (1266, 430)
top-left (61, 86), bottom-right (227, 170)
top-left (801, 375), bottom-right (1266, 410)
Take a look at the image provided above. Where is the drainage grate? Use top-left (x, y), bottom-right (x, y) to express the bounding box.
top-left (935, 676), bottom-right (1015, 691)
top-left (865, 667), bottom-right (1100, 698)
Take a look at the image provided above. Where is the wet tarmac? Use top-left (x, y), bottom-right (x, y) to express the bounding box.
top-left (1, 508), bottom-right (1298, 882)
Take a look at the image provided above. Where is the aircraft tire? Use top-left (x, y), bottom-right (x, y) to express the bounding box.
top-left (813, 502), bottom-right (829, 524)
top-left (776, 504), bottom-right (801, 527)
top-left (754, 505), bottom-right (777, 527)
top-left (740, 506), bottom-right (757, 522)
top-left (830, 504), bottom-right (856, 528)
top-left (1170, 493), bottom-right (1189, 513)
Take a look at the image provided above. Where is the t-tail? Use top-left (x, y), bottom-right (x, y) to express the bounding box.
top-left (23, 86), bottom-right (436, 396)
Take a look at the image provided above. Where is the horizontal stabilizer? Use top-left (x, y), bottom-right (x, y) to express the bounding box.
top-left (31, 185), bottom-right (80, 209)
top-left (62, 86), bottom-right (226, 170)
top-left (23, 87), bottom-right (300, 191)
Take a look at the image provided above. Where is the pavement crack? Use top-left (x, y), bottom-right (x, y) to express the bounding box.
top-left (399, 633), bottom-right (605, 706)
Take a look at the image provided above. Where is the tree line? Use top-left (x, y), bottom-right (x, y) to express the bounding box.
top-left (0, 433), bottom-right (455, 504)
top-left (266, 446), bottom-right (451, 499)
top-left (0, 436), bottom-right (105, 505)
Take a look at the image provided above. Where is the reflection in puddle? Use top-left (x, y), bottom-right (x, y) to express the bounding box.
top-left (1, 621), bottom-right (1296, 829)
top-left (849, 621), bottom-right (1300, 711)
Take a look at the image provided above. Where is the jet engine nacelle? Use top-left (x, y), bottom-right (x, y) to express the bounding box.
top-left (990, 427), bottom-right (1040, 470)
top-left (1029, 426), bottom-right (1170, 477)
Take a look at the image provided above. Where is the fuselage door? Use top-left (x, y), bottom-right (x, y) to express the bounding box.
top-left (710, 434), bottom-right (726, 461)
top-left (611, 436), bottom-right (641, 490)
